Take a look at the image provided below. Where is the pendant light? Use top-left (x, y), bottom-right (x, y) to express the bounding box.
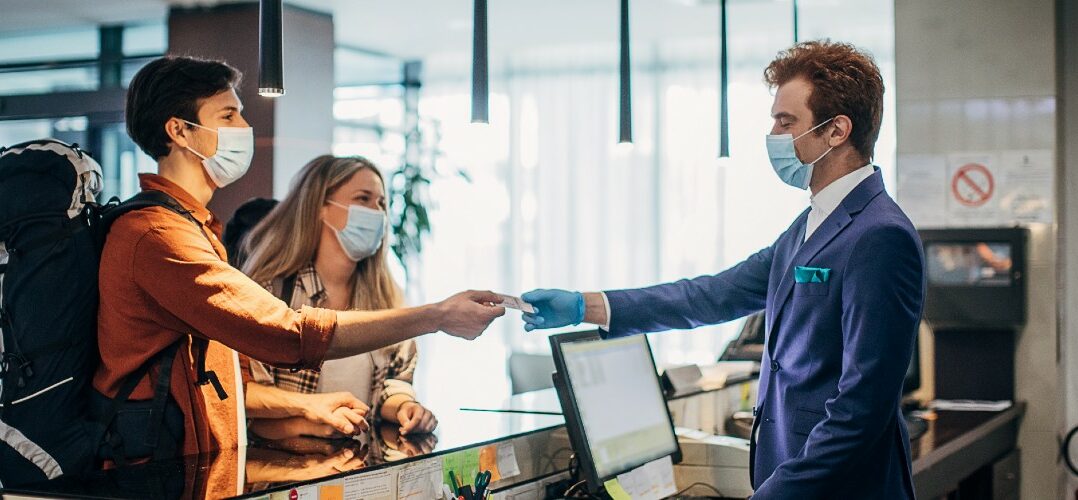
top-left (258, 0), bottom-right (285, 97)
top-left (472, 0), bottom-right (489, 123)
top-left (619, 0), bottom-right (632, 144)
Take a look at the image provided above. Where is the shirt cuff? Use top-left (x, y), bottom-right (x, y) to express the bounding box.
top-left (598, 291), bottom-right (613, 331)
top-left (297, 305), bottom-right (337, 369)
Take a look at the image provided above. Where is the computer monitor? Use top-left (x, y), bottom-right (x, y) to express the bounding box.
top-left (719, 311), bottom-right (766, 362)
top-left (919, 228), bottom-right (1027, 328)
top-left (549, 331), bottom-right (681, 493)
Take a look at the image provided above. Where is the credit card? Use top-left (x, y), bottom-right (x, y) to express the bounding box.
top-left (496, 293), bottom-right (536, 314)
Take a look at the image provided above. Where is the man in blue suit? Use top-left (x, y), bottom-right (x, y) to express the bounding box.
top-left (522, 40), bottom-right (925, 499)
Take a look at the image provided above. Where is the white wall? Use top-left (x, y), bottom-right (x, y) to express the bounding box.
top-left (894, 0), bottom-right (1061, 498)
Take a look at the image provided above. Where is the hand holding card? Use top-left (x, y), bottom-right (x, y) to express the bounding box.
top-left (496, 293), bottom-right (536, 314)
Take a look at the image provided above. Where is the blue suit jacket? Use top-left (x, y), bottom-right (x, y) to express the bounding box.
top-left (603, 170), bottom-right (925, 499)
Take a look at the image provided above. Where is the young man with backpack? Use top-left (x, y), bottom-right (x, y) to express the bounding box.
top-left (86, 56), bottom-right (503, 468)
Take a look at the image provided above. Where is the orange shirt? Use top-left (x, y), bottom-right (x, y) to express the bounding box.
top-left (93, 173), bottom-right (338, 457)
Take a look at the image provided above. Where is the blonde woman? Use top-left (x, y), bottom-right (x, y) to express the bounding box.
top-left (243, 155), bottom-right (437, 439)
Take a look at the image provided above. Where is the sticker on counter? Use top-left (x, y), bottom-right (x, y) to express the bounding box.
top-left (319, 482), bottom-right (344, 500)
top-left (344, 468), bottom-right (395, 500)
top-left (398, 457), bottom-right (444, 500)
top-left (291, 484), bottom-right (318, 500)
top-left (604, 478), bottom-right (633, 500)
top-left (442, 449), bottom-right (481, 488)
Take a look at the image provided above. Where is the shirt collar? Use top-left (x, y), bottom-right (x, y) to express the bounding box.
top-left (809, 164), bottom-right (876, 216)
top-left (296, 263), bottom-right (328, 306)
top-left (138, 173), bottom-right (215, 227)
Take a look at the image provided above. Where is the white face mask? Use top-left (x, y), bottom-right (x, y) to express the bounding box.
top-left (324, 200), bottom-right (387, 262)
top-left (765, 117), bottom-right (835, 190)
top-left (181, 119), bottom-right (254, 188)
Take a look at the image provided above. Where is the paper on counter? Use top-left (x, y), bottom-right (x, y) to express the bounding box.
top-left (397, 457), bottom-right (444, 500)
top-left (496, 293), bottom-right (536, 314)
top-left (604, 478), bottom-right (633, 500)
top-left (613, 456), bottom-right (677, 500)
top-left (496, 442), bottom-right (521, 478)
top-left (927, 398), bottom-right (1009, 409)
top-left (344, 468), bottom-right (395, 500)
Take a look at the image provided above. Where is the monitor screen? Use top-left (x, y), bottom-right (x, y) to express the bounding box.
top-left (926, 242), bottom-right (1013, 287)
top-left (557, 335), bottom-right (679, 480)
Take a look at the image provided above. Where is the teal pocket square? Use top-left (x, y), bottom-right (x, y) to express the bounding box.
top-left (794, 266), bottom-right (831, 283)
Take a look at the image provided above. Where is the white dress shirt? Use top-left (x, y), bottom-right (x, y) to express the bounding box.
top-left (804, 164), bottom-right (876, 241)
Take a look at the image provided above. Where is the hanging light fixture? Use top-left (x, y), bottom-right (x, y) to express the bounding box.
top-left (619, 0), bottom-right (632, 144)
top-left (718, 0), bottom-right (729, 157)
top-left (793, 0), bottom-right (800, 43)
top-left (472, 0), bottom-right (489, 123)
top-left (258, 0), bottom-right (285, 97)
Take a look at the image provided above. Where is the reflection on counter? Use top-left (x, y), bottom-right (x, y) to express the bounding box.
top-left (6, 406), bottom-right (569, 500)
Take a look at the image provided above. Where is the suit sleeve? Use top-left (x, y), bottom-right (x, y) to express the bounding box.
top-left (602, 245), bottom-right (774, 338)
top-left (751, 225), bottom-right (925, 499)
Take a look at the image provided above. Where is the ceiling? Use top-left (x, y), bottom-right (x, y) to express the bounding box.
top-left (0, 0), bottom-right (791, 58)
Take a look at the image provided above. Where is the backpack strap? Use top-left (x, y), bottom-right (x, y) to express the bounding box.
top-left (110, 190), bottom-right (228, 403)
top-left (1, 213), bottom-right (85, 259)
top-left (96, 340), bottom-right (181, 465)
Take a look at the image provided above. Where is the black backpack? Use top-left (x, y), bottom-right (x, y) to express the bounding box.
top-left (0, 139), bottom-right (199, 487)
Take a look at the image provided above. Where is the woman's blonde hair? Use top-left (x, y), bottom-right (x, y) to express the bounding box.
top-left (242, 155), bottom-right (402, 311)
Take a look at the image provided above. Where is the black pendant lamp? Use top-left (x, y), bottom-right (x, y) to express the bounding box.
top-left (718, 0), bottom-right (729, 157)
top-left (618, 0), bottom-right (632, 144)
top-left (793, 0), bottom-right (800, 43)
top-left (258, 0), bottom-right (285, 97)
top-left (472, 0), bottom-right (489, 123)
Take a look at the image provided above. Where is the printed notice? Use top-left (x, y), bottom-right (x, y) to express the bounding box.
top-left (344, 469), bottom-right (395, 500)
top-left (397, 458), bottom-right (443, 500)
top-left (999, 149), bottom-right (1053, 224)
top-left (896, 154), bottom-right (947, 228)
top-left (946, 152), bottom-right (1000, 226)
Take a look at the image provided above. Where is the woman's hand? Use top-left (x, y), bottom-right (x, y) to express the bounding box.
top-left (250, 407), bottom-right (367, 440)
top-left (299, 391), bottom-right (370, 435)
top-left (396, 400), bottom-right (438, 435)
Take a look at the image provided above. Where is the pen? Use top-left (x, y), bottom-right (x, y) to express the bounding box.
top-left (449, 470), bottom-right (462, 496)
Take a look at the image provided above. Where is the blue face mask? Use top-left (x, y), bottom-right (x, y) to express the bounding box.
top-left (324, 200), bottom-right (386, 262)
top-left (765, 117), bottom-right (835, 190)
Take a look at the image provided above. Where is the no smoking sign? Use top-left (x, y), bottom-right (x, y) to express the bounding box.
top-left (951, 163), bottom-right (994, 207)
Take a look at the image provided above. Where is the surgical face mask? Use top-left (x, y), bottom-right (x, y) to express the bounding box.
top-left (765, 117), bottom-right (835, 190)
top-left (181, 119), bottom-right (254, 188)
top-left (324, 200), bottom-right (387, 262)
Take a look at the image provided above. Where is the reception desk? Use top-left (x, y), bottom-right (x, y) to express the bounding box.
top-left (2, 365), bottom-right (1023, 500)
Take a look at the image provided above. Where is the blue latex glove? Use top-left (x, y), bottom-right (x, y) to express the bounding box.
top-left (520, 289), bottom-right (585, 332)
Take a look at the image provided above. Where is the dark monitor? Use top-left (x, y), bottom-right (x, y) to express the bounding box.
top-left (549, 331), bottom-right (681, 493)
top-left (719, 312), bottom-right (765, 362)
top-left (920, 228), bottom-right (1027, 328)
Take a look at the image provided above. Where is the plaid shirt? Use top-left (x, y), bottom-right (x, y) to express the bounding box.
top-left (249, 264), bottom-right (417, 412)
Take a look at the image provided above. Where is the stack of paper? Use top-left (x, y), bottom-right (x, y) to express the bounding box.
top-left (928, 399), bottom-right (1013, 412)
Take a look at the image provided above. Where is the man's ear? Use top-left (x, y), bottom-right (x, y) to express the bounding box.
top-left (827, 115), bottom-right (854, 148)
top-left (164, 117), bottom-right (192, 151)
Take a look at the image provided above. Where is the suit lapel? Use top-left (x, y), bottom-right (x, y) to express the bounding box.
top-left (766, 169), bottom-right (887, 356)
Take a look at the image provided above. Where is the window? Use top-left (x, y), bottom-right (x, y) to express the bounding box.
top-left (331, 0), bottom-right (897, 408)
